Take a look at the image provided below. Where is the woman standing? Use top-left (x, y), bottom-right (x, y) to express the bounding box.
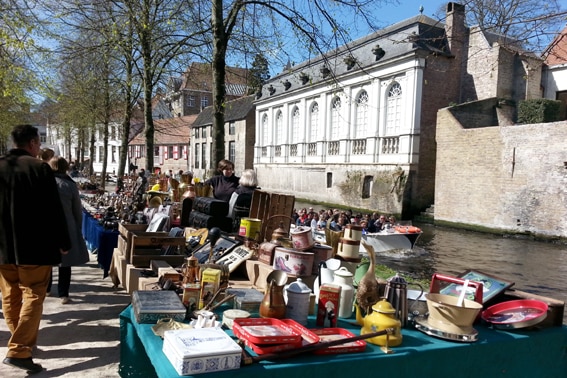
top-left (204, 159), bottom-right (240, 202)
top-left (47, 157), bottom-right (90, 303)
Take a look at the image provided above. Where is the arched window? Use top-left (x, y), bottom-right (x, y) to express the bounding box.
top-left (275, 110), bottom-right (283, 144)
top-left (291, 107), bottom-right (300, 143)
top-left (262, 114), bottom-right (269, 145)
top-left (354, 90), bottom-right (368, 138)
top-left (331, 97), bottom-right (341, 139)
top-left (309, 102), bottom-right (319, 141)
top-left (386, 82), bottom-right (402, 135)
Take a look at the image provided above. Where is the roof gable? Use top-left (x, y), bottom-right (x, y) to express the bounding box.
top-left (543, 25), bottom-right (567, 66)
top-left (193, 95), bottom-right (255, 127)
top-left (130, 115), bottom-right (197, 145)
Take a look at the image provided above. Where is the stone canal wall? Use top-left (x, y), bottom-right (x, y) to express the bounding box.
top-left (435, 103), bottom-right (567, 239)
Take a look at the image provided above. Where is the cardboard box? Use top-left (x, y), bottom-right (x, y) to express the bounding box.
top-left (131, 290), bottom-right (186, 324)
top-left (109, 249), bottom-right (122, 288)
top-left (117, 254), bottom-right (128, 289)
top-left (199, 268), bottom-right (221, 309)
top-left (138, 277), bottom-right (160, 291)
top-left (125, 265), bottom-right (146, 294)
top-left (151, 260), bottom-right (182, 282)
top-left (162, 328), bottom-right (241, 375)
top-left (317, 283), bottom-right (341, 327)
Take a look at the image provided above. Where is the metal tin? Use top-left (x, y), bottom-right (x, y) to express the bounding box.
top-left (162, 328), bottom-right (242, 375)
top-left (272, 247), bottom-right (314, 277)
top-left (132, 290), bottom-right (186, 324)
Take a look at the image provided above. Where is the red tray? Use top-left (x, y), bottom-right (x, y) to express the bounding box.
top-left (243, 319), bottom-right (320, 355)
top-left (481, 299), bottom-right (548, 329)
top-left (233, 318), bottom-right (302, 345)
top-left (310, 328), bottom-right (366, 355)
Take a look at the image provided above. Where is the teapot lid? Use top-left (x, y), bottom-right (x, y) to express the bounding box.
top-left (334, 266), bottom-right (353, 277)
top-left (387, 273), bottom-right (407, 285)
top-left (371, 299), bottom-right (396, 314)
top-left (286, 278), bottom-right (311, 294)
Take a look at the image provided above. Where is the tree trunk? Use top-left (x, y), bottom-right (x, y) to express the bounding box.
top-left (211, 0), bottom-right (227, 170)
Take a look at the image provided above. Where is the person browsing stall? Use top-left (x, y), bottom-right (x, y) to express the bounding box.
top-left (0, 125), bottom-right (71, 374)
top-left (46, 156), bottom-right (90, 304)
top-left (204, 159), bottom-right (240, 202)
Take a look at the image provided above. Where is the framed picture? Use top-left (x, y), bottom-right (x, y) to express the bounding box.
top-left (191, 236), bottom-right (241, 264)
top-left (439, 270), bottom-right (515, 304)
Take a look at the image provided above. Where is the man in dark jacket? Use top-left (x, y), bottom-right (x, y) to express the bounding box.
top-left (0, 124), bottom-right (71, 374)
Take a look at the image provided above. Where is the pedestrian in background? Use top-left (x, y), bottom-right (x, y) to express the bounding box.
top-left (0, 124), bottom-right (71, 374)
top-left (47, 156), bottom-right (90, 304)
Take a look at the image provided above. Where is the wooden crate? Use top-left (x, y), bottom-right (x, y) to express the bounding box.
top-left (118, 223), bottom-right (147, 237)
top-left (127, 232), bottom-right (185, 263)
top-left (118, 223), bottom-right (168, 261)
top-left (249, 190), bottom-right (295, 243)
top-left (130, 248), bottom-right (185, 268)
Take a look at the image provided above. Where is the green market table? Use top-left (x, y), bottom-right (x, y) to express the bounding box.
top-left (119, 305), bottom-right (567, 377)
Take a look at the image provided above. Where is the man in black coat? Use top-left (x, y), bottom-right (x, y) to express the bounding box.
top-left (0, 124), bottom-right (71, 374)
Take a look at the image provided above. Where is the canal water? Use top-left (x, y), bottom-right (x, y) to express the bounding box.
top-left (296, 203), bottom-right (567, 324)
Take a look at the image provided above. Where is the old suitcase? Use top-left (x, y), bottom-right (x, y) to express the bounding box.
top-left (192, 197), bottom-right (229, 217)
top-left (131, 290), bottom-right (186, 324)
top-left (188, 211), bottom-right (232, 232)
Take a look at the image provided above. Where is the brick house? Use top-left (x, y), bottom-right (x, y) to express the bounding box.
top-left (542, 25), bottom-right (567, 117)
top-left (165, 62), bottom-right (249, 117)
top-left (128, 115), bottom-right (197, 175)
top-left (252, 2), bottom-right (542, 218)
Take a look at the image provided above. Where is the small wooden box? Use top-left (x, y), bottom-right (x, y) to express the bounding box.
top-left (132, 290), bottom-right (186, 324)
top-left (151, 260), bottom-right (182, 281)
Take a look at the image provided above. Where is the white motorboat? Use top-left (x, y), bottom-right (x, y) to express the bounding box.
top-left (362, 226), bottom-right (422, 253)
top-left (312, 224), bottom-right (422, 253)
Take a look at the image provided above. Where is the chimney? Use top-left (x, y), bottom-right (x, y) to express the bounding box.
top-left (445, 2), bottom-right (466, 55)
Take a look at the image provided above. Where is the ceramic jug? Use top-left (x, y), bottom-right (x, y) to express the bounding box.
top-left (333, 267), bottom-right (355, 318)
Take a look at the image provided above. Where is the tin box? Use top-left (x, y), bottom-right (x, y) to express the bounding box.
top-left (162, 328), bottom-right (241, 375)
top-left (132, 290), bottom-right (186, 324)
top-left (226, 287), bottom-right (264, 313)
top-left (272, 247), bottom-right (314, 277)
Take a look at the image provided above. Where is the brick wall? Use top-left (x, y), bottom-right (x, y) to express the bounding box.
top-left (435, 105), bottom-right (567, 238)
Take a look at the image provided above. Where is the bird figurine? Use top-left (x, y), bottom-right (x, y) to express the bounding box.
top-left (356, 240), bottom-right (383, 316)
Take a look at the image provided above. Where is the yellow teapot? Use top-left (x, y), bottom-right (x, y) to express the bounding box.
top-left (355, 298), bottom-right (402, 346)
